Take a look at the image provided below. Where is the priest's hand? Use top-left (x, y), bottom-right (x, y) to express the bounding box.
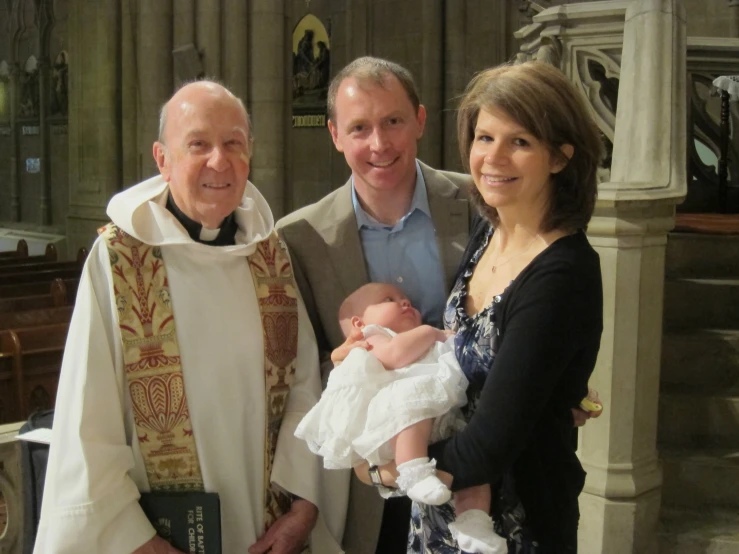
top-left (248, 498), bottom-right (318, 554)
top-left (132, 535), bottom-right (186, 554)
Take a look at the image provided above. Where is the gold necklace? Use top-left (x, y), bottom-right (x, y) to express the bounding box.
top-left (490, 233), bottom-right (541, 273)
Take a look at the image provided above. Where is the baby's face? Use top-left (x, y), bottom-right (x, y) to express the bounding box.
top-left (359, 284), bottom-right (421, 333)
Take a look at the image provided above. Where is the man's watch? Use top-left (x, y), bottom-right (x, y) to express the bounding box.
top-left (368, 464), bottom-right (384, 487)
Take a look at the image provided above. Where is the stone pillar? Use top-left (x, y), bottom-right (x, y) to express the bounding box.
top-left (66, 0), bottom-right (122, 252)
top-left (577, 2), bottom-right (687, 553)
top-left (418, 0), bottom-right (443, 168)
top-left (173, 0), bottom-right (196, 48)
top-left (37, 56), bottom-right (51, 225)
top-left (443, 0), bottom-right (466, 170)
top-left (121, 0), bottom-right (140, 187)
top-left (730, 0), bottom-right (739, 37)
top-left (137, 0), bottom-right (173, 177)
top-left (222, 0), bottom-right (249, 102)
top-left (248, 0), bottom-right (286, 215)
top-left (8, 63), bottom-right (20, 221)
top-left (345, 0), bottom-right (372, 60)
top-left (197, 0), bottom-right (221, 78)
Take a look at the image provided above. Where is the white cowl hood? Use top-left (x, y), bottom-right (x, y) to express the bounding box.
top-left (106, 174), bottom-right (274, 255)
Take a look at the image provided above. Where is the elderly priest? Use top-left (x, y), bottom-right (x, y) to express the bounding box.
top-left (34, 81), bottom-right (347, 554)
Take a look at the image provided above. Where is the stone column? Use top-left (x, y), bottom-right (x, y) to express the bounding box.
top-left (197, 0), bottom-right (221, 78)
top-left (137, 0), bottom-right (173, 177)
top-left (345, 0), bottom-right (372, 60)
top-left (418, 0), bottom-right (443, 168)
top-left (121, 0), bottom-right (140, 187)
top-left (8, 63), bottom-right (20, 221)
top-left (443, 0), bottom-right (466, 170)
top-left (66, 0), bottom-right (122, 252)
top-left (577, 2), bottom-right (687, 553)
top-left (248, 0), bottom-right (286, 215)
top-left (730, 0), bottom-right (739, 37)
top-left (222, 0), bottom-right (249, 102)
top-left (37, 55), bottom-right (51, 225)
top-left (173, 0), bottom-right (196, 48)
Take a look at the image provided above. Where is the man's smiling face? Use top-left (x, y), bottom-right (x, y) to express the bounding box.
top-left (153, 82), bottom-right (251, 230)
top-left (328, 74), bottom-right (426, 197)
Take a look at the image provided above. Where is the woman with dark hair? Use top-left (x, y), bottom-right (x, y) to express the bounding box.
top-left (422, 61), bottom-right (604, 553)
top-left (354, 61), bottom-right (605, 553)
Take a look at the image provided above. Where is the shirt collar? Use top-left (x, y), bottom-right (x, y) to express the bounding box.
top-left (351, 160), bottom-right (431, 230)
top-left (165, 192), bottom-right (238, 246)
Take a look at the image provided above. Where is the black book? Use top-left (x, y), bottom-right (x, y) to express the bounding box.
top-left (139, 491), bottom-right (221, 554)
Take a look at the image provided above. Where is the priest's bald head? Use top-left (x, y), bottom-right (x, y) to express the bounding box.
top-left (153, 80), bottom-right (253, 230)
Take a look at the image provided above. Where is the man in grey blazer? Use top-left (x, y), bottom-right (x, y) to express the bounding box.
top-left (277, 57), bottom-right (472, 554)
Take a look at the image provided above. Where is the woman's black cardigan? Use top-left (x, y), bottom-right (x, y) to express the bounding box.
top-left (429, 218), bottom-right (604, 550)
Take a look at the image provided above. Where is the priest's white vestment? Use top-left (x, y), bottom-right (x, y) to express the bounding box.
top-left (34, 176), bottom-right (349, 554)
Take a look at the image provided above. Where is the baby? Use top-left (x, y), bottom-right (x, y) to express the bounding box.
top-left (295, 283), bottom-right (507, 554)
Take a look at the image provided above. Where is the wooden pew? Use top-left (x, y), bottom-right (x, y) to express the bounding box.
top-left (0, 306), bottom-right (73, 331)
top-left (0, 331), bottom-right (21, 423)
top-left (0, 294), bottom-right (61, 314)
top-left (0, 243), bottom-right (57, 267)
top-left (0, 267), bottom-right (82, 288)
top-left (12, 322), bottom-right (69, 418)
top-left (0, 259), bottom-right (81, 276)
top-left (0, 247), bottom-right (86, 288)
top-left (0, 277), bottom-right (72, 312)
top-left (0, 239), bottom-right (28, 259)
top-left (0, 277), bottom-right (79, 301)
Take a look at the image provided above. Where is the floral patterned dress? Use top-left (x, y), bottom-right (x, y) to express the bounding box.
top-left (408, 227), bottom-right (538, 554)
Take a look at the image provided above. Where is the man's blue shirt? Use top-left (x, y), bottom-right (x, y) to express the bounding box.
top-left (351, 161), bottom-right (447, 328)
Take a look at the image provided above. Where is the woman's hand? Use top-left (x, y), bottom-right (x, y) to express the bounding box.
top-left (354, 460), bottom-right (399, 488)
top-left (573, 388), bottom-right (603, 427)
top-left (354, 461), bottom-right (452, 492)
top-left (331, 328), bottom-right (371, 365)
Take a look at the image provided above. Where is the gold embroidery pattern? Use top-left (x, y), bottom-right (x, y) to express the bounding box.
top-left (101, 224), bottom-right (302, 539)
top-left (100, 224), bottom-right (203, 491)
top-left (247, 233), bottom-right (300, 532)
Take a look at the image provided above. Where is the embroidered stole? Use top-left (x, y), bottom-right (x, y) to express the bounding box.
top-left (100, 223), bottom-right (299, 531)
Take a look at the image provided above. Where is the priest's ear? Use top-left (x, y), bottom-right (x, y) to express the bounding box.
top-left (153, 142), bottom-right (172, 182)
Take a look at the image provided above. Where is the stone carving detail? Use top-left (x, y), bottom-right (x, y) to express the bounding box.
top-left (18, 55), bottom-right (39, 119)
top-left (0, 60), bottom-right (9, 123)
top-left (688, 73), bottom-right (738, 195)
top-left (50, 50), bottom-right (68, 117)
top-left (572, 48), bottom-right (621, 144)
top-left (292, 14), bottom-right (331, 127)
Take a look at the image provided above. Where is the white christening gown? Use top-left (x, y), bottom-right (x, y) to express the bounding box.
top-left (295, 325), bottom-right (468, 468)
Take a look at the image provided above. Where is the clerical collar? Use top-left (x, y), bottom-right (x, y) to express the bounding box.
top-left (165, 193), bottom-right (238, 246)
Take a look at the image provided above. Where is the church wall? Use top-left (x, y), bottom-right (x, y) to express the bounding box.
top-left (0, 0), bottom-right (735, 253)
top-left (0, 2), bottom-right (11, 222)
top-left (14, 0), bottom-right (42, 225)
top-left (49, 1), bottom-right (70, 228)
top-left (684, 0), bottom-right (734, 36)
top-left (18, 135), bottom-right (41, 223)
top-left (0, 0), bottom-right (69, 232)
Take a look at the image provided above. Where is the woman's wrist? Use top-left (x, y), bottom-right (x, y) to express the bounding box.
top-left (355, 460), bottom-right (399, 488)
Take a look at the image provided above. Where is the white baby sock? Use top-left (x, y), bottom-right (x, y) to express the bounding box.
top-left (396, 457), bottom-right (451, 506)
top-left (449, 509), bottom-right (508, 554)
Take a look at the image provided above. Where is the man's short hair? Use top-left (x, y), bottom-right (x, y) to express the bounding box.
top-left (327, 56), bottom-right (421, 122)
top-left (157, 78), bottom-right (254, 152)
top-left (457, 61), bottom-right (605, 233)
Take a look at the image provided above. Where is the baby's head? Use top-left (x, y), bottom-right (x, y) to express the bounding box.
top-left (338, 283), bottom-right (422, 337)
